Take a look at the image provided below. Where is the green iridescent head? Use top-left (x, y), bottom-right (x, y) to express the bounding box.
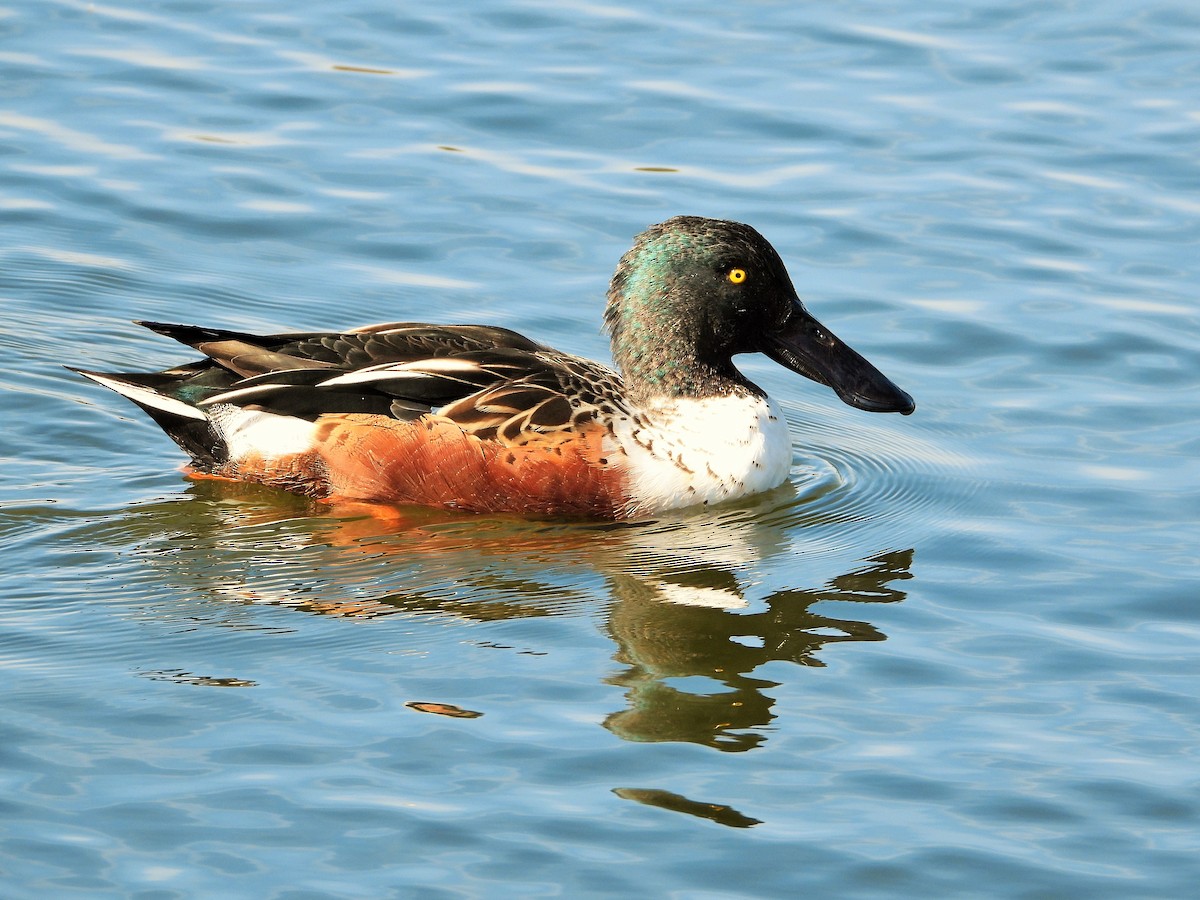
top-left (604, 216), bottom-right (915, 414)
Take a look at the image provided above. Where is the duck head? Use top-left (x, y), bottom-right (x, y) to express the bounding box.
top-left (605, 216), bottom-right (915, 414)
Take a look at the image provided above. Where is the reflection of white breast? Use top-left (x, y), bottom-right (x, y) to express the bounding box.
top-left (608, 393), bottom-right (793, 516)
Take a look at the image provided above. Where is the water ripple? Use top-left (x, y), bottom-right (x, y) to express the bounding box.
top-left (769, 398), bottom-right (977, 550)
top-left (4, 0), bottom-right (1200, 895)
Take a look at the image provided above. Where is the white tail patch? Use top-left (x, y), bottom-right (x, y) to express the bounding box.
top-left (207, 404), bottom-right (317, 460)
top-left (78, 371), bottom-right (208, 421)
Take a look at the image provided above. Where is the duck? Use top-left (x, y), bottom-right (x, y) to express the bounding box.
top-left (73, 216), bottom-right (914, 518)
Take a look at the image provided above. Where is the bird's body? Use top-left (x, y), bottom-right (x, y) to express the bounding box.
top-left (75, 217), bottom-right (914, 518)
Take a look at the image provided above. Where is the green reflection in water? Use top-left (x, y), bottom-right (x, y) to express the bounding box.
top-left (603, 550), bottom-right (912, 751)
top-left (613, 787), bottom-right (762, 829)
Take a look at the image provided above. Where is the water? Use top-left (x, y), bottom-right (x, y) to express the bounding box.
top-left (3, 0), bottom-right (1199, 896)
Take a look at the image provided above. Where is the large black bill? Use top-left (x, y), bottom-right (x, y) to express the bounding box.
top-left (763, 303), bottom-right (915, 415)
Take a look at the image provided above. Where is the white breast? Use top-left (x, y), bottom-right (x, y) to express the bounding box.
top-left (606, 393), bottom-right (793, 516)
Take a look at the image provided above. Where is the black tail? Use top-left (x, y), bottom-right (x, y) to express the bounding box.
top-left (135, 320), bottom-right (268, 349)
top-left (69, 367), bottom-right (229, 468)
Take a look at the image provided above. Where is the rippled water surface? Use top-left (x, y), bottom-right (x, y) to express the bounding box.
top-left (3, 0), bottom-right (1199, 896)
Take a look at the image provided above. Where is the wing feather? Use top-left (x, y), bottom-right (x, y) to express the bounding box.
top-left (128, 321), bottom-right (628, 444)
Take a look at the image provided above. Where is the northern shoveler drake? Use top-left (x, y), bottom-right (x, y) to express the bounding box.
top-left (74, 216), bottom-right (914, 518)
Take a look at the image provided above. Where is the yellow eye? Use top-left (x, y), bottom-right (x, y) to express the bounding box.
top-left (728, 268), bottom-right (747, 284)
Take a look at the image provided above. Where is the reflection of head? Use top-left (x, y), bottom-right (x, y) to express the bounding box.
top-left (603, 550), bottom-right (914, 751)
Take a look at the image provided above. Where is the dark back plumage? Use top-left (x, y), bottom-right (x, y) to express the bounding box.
top-left (75, 320), bottom-right (629, 470)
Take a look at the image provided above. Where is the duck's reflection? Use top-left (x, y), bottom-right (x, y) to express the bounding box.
top-left (98, 481), bottom-right (913, 757)
top-left (603, 550), bottom-right (911, 750)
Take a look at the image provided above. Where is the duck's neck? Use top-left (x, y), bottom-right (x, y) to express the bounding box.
top-left (613, 339), bottom-right (755, 405)
top-left (606, 288), bottom-right (757, 404)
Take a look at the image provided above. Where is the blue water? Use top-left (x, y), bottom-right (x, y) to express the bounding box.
top-left (3, 0), bottom-right (1199, 896)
